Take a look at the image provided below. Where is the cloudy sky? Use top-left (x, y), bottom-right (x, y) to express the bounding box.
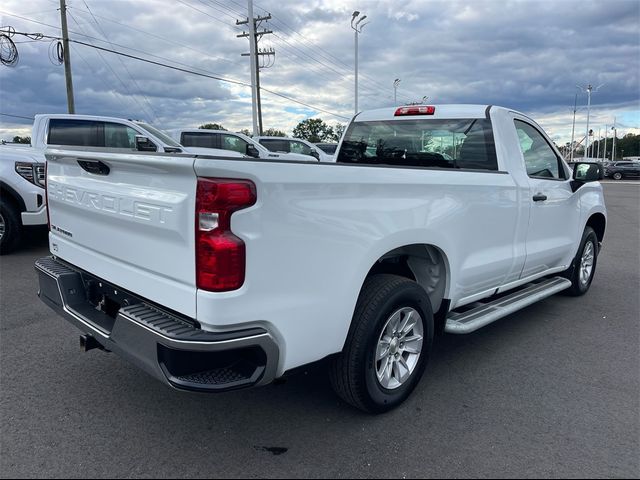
top-left (0, 0), bottom-right (638, 146)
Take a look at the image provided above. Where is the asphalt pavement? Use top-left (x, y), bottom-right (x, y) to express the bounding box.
top-left (1, 183), bottom-right (638, 478)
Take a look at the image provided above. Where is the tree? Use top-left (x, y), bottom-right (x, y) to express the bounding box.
top-left (331, 124), bottom-right (346, 142)
top-left (199, 123), bottom-right (225, 131)
top-left (238, 128), bottom-right (251, 136)
top-left (262, 128), bottom-right (286, 137)
top-left (292, 118), bottom-right (334, 143)
top-left (12, 136), bottom-right (31, 144)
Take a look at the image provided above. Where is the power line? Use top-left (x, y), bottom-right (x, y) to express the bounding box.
top-left (67, 10), bottom-right (156, 121)
top-left (174, 0), bottom-right (242, 31)
top-left (80, 0), bottom-right (159, 121)
top-left (3, 12), bottom-right (352, 120)
top-left (0, 113), bottom-right (35, 120)
top-left (68, 6), bottom-right (243, 67)
top-left (69, 39), bottom-right (350, 119)
top-left (1, 12), bottom-right (242, 83)
top-left (69, 43), bottom-right (134, 115)
top-left (254, 3), bottom-right (411, 102)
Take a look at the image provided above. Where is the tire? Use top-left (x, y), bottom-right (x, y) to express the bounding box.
top-left (330, 274), bottom-right (434, 413)
top-left (562, 226), bottom-right (599, 296)
top-left (612, 172), bottom-right (623, 180)
top-left (0, 200), bottom-right (22, 255)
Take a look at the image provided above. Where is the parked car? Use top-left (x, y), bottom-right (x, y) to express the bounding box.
top-left (36, 104), bottom-right (606, 413)
top-left (255, 136), bottom-right (332, 162)
top-left (168, 129), bottom-right (318, 162)
top-left (604, 161), bottom-right (640, 180)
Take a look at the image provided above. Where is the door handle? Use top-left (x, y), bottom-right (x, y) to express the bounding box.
top-left (532, 194), bottom-right (547, 202)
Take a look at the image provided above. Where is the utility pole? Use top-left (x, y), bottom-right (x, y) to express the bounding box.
top-left (602, 125), bottom-right (608, 161)
top-left (237, 4), bottom-right (274, 136)
top-left (59, 0), bottom-right (75, 113)
top-left (596, 128), bottom-right (601, 159)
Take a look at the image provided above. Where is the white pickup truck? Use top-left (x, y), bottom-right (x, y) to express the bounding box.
top-left (36, 105), bottom-right (606, 413)
top-left (1, 114), bottom-right (244, 253)
top-left (0, 144), bottom-right (46, 253)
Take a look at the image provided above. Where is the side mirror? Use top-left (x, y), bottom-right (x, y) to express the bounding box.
top-left (573, 162), bottom-right (603, 182)
top-left (310, 148), bottom-right (320, 160)
top-left (246, 144), bottom-right (261, 158)
top-left (571, 162), bottom-right (603, 191)
top-left (135, 135), bottom-right (157, 152)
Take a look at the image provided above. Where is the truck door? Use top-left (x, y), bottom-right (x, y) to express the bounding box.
top-left (513, 118), bottom-right (580, 278)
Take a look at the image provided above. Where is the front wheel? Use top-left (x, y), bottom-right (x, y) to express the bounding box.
top-left (563, 226), bottom-right (599, 296)
top-left (0, 201), bottom-right (22, 255)
top-left (330, 274), bottom-right (434, 413)
top-left (612, 172), bottom-right (623, 180)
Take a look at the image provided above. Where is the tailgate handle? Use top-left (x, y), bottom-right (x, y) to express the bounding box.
top-left (78, 160), bottom-right (110, 176)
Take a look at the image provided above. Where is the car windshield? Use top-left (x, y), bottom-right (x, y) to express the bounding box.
top-left (337, 118), bottom-right (497, 170)
top-left (137, 123), bottom-right (182, 148)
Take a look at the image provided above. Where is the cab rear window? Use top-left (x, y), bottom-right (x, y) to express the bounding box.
top-left (336, 118), bottom-right (498, 171)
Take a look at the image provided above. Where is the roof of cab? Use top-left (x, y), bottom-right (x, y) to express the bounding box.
top-left (355, 104), bottom-right (501, 122)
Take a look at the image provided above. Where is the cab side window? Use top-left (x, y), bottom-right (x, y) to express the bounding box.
top-left (104, 122), bottom-right (137, 149)
top-left (221, 134), bottom-right (248, 154)
top-left (515, 120), bottom-right (565, 180)
top-left (259, 139), bottom-right (289, 152)
top-left (181, 132), bottom-right (218, 149)
top-left (290, 140), bottom-right (312, 156)
top-left (48, 119), bottom-right (102, 146)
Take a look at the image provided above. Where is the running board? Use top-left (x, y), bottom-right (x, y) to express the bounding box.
top-left (445, 277), bottom-right (572, 334)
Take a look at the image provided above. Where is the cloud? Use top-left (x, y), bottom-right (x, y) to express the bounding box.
top-left (0, 0), bottom-right (637, 145)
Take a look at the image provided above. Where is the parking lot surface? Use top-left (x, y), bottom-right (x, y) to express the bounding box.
top-left (1, 183), bottom-right (638, 479)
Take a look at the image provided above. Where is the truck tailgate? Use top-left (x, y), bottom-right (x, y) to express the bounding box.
top-left (45, 150), bottom-right (197, 317)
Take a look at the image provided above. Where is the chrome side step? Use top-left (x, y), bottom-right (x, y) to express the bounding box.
top-left (445, 276), bottom-right (572, 334)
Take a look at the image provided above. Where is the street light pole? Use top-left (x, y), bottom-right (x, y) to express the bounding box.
top-left (351, 11), bottom-right (368, 114)
top-left (570, 93), bottom-right (578, 163)
top-left (393, 78), bottom-right (401, 104)
top-left (577, 83), bottom-right (604, 160)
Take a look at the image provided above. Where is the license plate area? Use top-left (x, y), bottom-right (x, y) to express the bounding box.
top-left (66, 274), bottom-right (143, 335)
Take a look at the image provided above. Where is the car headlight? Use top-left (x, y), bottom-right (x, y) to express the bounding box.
top-left (15, 162), bottom-right (45, 188)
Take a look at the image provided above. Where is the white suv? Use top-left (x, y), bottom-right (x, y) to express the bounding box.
top-left (255, 136), bottom-right (332, 162)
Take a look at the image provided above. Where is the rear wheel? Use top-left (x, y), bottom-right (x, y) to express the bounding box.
top-left (0, 201), bottom-right (22, 255)
top-left (563, 226), bottom-right (599, 296)
top-left (330, 274), bottom-right (434, 413)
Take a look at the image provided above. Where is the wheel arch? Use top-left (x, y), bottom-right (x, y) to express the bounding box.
top-left (586, 212), bottom-right (606, 243)
top-left (0, 181), bottom-right (27, 213)
top-left (361, 243), bottom-right (452, 333)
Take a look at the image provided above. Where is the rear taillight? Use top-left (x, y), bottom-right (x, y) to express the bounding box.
top-left (394, 106), bottom-right (436, 116)
top-left (196, 178), bottom-right (256, 292)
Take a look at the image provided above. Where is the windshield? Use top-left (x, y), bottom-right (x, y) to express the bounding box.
top-left (337, 118), bottom-right (497, 171)
top-left (136, 123), bottom-right (182, 148)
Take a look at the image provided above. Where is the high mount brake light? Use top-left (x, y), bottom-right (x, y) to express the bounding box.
top-left (394, 106), bottom-right (436, 116)
top-left (195, 178), bottom-right (256, 292)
